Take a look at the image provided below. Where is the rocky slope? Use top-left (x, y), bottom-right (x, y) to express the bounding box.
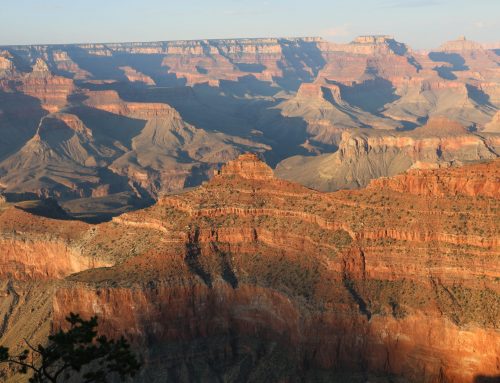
top-left (0, 88), bottom-right (268, 200)
top-left (0, 154), bottom-right (498, 382)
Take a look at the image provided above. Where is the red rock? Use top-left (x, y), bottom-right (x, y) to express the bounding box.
top-left (214, 153), bottom-right (274, 180)
top-left (1, 157), bottom-right (499, 382)
top-left (119, 66), bottom-right (155, 85)
top-left (368, 159), bottom-right (500, 198)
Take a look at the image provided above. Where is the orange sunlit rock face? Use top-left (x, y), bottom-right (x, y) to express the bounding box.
top-left (214, 153), bottom-right (275, 180)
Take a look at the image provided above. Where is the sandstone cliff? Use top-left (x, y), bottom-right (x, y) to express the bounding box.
top-left (17, 59), bottom-right (74, 113)
top-left (369, 159), bottom-right (500, 198)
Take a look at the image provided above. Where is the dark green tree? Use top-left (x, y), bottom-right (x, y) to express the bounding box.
top-left (0, 313), bottom-right (141, 382)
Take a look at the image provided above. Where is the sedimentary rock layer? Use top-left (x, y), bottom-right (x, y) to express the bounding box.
top-left (0, 154), bottom-right (498, 382)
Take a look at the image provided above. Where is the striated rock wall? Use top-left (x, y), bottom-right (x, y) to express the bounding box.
top-left (214, 153), bottom-right (274, 180)
top-left (0, 238), bottom-right (105, 280)
top-left (51, 50), bottom-right (91, 79)
top-left (0, 207), bottom-right (110, 280)
top-left (369, 159), bottom-right (500, 198)
top-left (17, 59), bottom-right (74, 113)
top-left (439, 36), bottom-right (485, 52)
top-left (52, 283), bottom-right (499, 383)
top-left (83, 90), bottom-right (176, 119)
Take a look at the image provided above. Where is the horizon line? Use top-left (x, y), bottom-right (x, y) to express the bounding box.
top-left (0, 34), bottom-right (498, 50)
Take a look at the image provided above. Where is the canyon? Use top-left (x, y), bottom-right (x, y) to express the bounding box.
top-left (0, 34), bottom-right (499, 382)
top-left (0, 154), bottom-right (498, 382)
top-left (0, 35), bottom-right (498, 216)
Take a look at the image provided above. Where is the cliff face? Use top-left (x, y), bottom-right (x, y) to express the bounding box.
top-left (1, 155), bottom-right (498, 382)
top-left (51, 50), bottom-right (91, 79)
top-left (369, 160), bottom-right (500, 198)
top-left (17, 59), bottom-right (74, 113)
top-left (82, 89), bottom-right (177, 119)
top-left (0, 207), bottom-right (111, 280)
top-left (52, 284), bottom-right (499, 383)
top-left (0, 51), bottom-right (14, 76)
top-left (119, 66), bottom-right (155, 85)
top-left (214, 153), bottom-right (274, 180)
top-left (158, 37), bottom-right (322, 85)
top-left (485, 111), bottom-right (500, 133)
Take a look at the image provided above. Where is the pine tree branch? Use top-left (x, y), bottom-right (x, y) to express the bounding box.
top-left (23, 339), bottom-right (41, 355)
top-left (2, 358), bottom-right (41, 375)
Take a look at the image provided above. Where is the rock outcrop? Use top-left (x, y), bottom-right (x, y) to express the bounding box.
top-left (485, 111), bottom-right (500, 133)
top-left (119, 66), bottom-right (155, 85)
top-left (0, 51), bottom-right (15, 76)
top-left (17, 59), bottom-right (74, 113)
top-left (51, 50), bottom-right (91, 79)
top-left (439, 36), bottom-right (485, 52)
top-left (369, 159), bottom-right (500, 198)
top-left (214, 153), bottom-right (274, 180)
top-left (0, 207), bottom-right (111, 280)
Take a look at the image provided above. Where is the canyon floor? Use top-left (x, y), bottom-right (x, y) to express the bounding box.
top-left (0, 154), bottom-right (498, 382)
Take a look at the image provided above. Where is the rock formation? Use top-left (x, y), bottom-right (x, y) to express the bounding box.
top-left (119, 66), bottom-right (156, 85)
top-left (485, 111), bottom-right (500, 133)
top-left (368, 160), bottom-right (500, 198)
top-left (0, 155), bottom-right (498, 382)
top-left (0, 34), bottom-right (498, 209)
top-left (214, 153), bottom-right (274, 180)
top-left (17, 59), bottom-right (74, 113)
top-left (0, 51), bottom-right (15, 76)
top-left (276, 117), bottom-right (499, 191)
top-left (439, 36), bottom-right (485, 52)
top-left (51, 50), bottom-right (91, 79)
